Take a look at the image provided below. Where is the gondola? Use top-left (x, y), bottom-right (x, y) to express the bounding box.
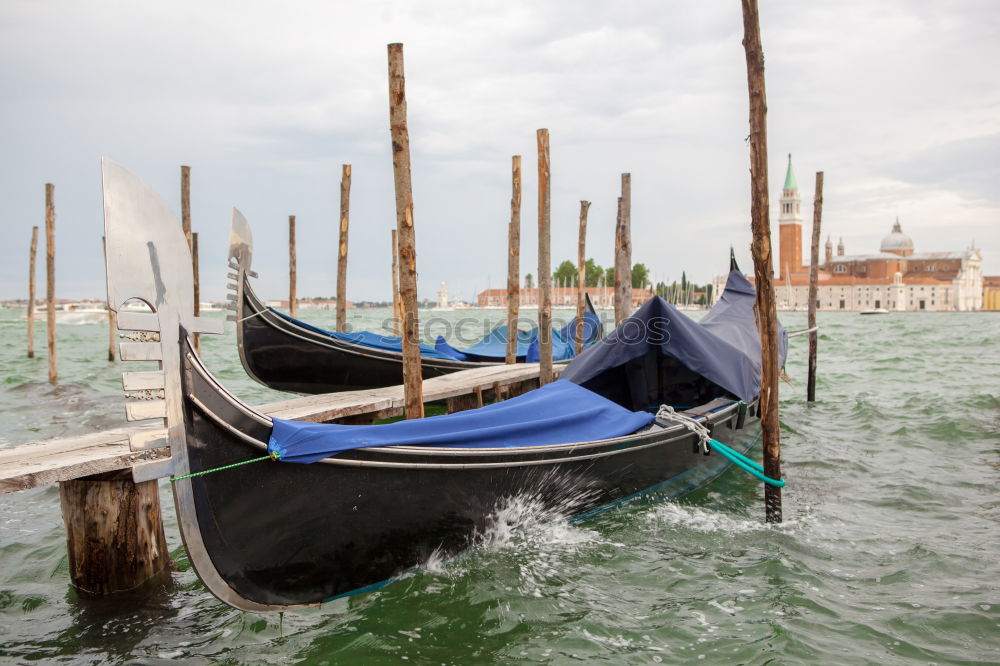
top-left (103, 159), bottom-right (786, 612)
top-left (227, 210), bottom-right (602, 394)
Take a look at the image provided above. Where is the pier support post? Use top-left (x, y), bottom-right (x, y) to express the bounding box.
top-left (289, 215), bottom-right (297, 318)
top-left (58, 473), bottom-right (170, 594)
top-left (27, 226), bottom-right (38, 359)
top-left (45, 184), bottom-right (57, 384)
top-left (576, 201), bottom-right (590, 353)
top-left (741, 0), bottom-right (782, 522)
top-left (387, 43), bottom-right (424, 418)
top-left (807, 172), bottom-right (823, 402)
top-left (506, 155), bottom-right (522, 364)
top-left (337, 164), bottom-right (352, 332)
top-left (537, 129), bottom-right (553, 385)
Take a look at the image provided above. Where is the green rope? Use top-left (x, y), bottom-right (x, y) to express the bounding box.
top-left (170, 451), bottom-right (280, 482)
top-left (709, 438), bottom-right (785, 488)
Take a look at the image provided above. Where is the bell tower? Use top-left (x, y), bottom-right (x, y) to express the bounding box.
top-left (778, 154), bottom-right (803, 279)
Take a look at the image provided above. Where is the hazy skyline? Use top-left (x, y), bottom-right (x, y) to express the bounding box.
top-left (2, 0), bottom-right (997, 303)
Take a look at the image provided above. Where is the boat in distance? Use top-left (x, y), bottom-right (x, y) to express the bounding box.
top-left (227, 210), bottom-right (602, 394)
top-left (102, 159), bottom-right (786, 612)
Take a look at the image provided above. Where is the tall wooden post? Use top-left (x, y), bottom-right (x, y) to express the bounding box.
top-left (576, 201), bottom-right (590, 353)
top-left (387, 43), bottom-right (424, 418)
top-left (619, 173), bottom-right (632, 321)
top-left (613, 196), bottom-right (624, 326)
top-left (288, 215), bottom-right (297, 317)
top-left (337, 164), bottom-right (352, 331)
top-left (537, 129), bottom-right (553, 385)
top-left (506, 155), bottom-right (522, 364)
top-left (391, 230), bottom-right (401, 336)
top-left (192, 232), bottom-right (201, 354)
top-left (102, 236), bottom-right (116, 361)
top-left (741, 0), bottom-right (782, 522)
top-left (45, 184), bottom-right (57, 384)
top-left (807, 171), bottom-right (824, 402)
top-left (27, 226), bottom-right (38, 359)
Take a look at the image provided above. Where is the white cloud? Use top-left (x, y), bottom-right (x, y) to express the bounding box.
top-left (0, 0), bottom-right (997, 304)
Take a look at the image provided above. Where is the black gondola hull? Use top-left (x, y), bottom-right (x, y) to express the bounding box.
top-left (236, 276), bottom-right (598, 394)
top-left (181, 345), bottom-right (760, 608)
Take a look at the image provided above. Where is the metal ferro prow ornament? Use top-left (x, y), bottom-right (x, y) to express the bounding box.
top-left (101, 157), bottom-right (224, 482)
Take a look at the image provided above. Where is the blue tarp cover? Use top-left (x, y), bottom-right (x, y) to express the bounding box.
top-left (434, 309), bottom-right (601, 361)
top-left (560, 270), bottom-right (788, 403)
top-left (268, 379), bottom-right (655, 464)
top-left (272, 307), bottom-right (600, 363)
top-left (270, 308), bottom-right (458, 360)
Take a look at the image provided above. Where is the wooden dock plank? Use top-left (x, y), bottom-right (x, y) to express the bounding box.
top-left (0, 363), bottom-right (558, 494)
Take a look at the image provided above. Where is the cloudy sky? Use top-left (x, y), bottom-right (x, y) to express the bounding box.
top-left (1, 0), bottom-right (997, 303)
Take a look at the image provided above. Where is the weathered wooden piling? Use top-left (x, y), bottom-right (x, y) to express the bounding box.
top-left (27, 226), bottom-right (38, 359)
top-left (741, 0), bottom-right (782, 522)
top-left (391, 230), bottom-right (401, 336)
top-left (387, 43), bottom-right (424, 418)
top-left (58, 472), bottom-right (170, 594)
top-left (614, 197), bottom-right (623, 324)
top-left (506, 155), bottom-right (522, 364)
top-left (192, 232), bottom-right (201, 354)
top-left (807, 171), bottom-right (824, 402)
top-left (617, 173), bottom-right (633, 324)
top-left (337, 164), bottom-right (352, 332)
top-left (45, 184), bottom-right (57, 384)
top-left (576, 201), bottom-right (590, 353)
top-left (289, 215), bottom-right (297, 318)
top-left (537, 129), bottom-right (553, 385)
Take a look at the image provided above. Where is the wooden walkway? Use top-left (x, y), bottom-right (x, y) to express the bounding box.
top-left (0, 363), bottom-right (556, 494)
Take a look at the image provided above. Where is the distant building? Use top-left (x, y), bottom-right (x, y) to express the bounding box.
top-left (476, 286), bottom-right (652, 308)
top-left (983, 276), bottom-right (1000, 311)
top-left (722, 155), bottom-right (984, 312)
top-left (437, 282), bottom-right (449, 309)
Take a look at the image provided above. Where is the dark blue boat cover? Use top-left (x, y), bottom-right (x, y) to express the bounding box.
top-left (272, 307), bottom-right (600, 363)
top-left (270, 308), bottom-right (458, 360)
top-left (268, 379), bottom-right (655, 464)
top-left (560, 270), bottom-right (788, 403)
top-left (433, 309), bottom-right (601, 361)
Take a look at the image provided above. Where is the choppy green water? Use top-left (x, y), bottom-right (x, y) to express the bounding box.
top-left (0, 307), bottom-right (997, 665)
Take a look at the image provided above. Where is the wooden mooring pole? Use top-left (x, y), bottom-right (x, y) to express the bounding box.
top-left (27, 226), bottom-right (38, 359)
top-left (387, 43), bottom-right (424, 418)
top-left (506, 155), bottom-right (522, 364)
top-left (391, 230), bottom-right (401, 336)
top-left (576, 201), bottom-right (590, 353)
top-left (807, 171), bottom-right (824, 402)
top-left (289, 215), bottom-right (297, 318)
top-left (45, 184), bottom-right (57, 384)
top-left (741, 0), bottom-right (782, 522)
top-left (337, 164), bottom-right (352, 332)
top-left (618, 173), bottom-right (632, 323)
top-left (192, 232), bottom-right (201, 354)
top-left (537, 129), bottom-right (553, 385)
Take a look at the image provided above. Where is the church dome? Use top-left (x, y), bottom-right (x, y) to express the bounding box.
top-left (880, 218), bottom-right (914, 255)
